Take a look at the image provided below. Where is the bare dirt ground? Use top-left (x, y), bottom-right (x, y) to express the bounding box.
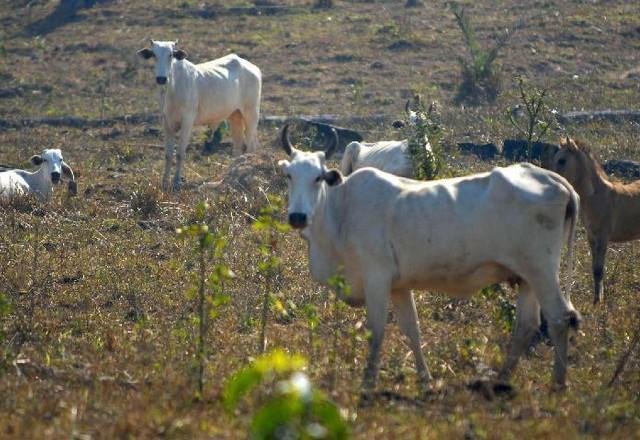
top-left (0, 1), bottom-right (639, 438)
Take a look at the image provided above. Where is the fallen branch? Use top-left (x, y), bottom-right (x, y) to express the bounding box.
top-left (13, 358), bottom-right (145, 390)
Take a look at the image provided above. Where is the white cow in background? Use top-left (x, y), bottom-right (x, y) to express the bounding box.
top-left (279, 124), bottom-right (580, 392)
top-left (341, 100), bottom-right (433, 178)
top-left (138, 40), bottom-right (262, 190)
top-left (0, 149), bottom-right (76, 202)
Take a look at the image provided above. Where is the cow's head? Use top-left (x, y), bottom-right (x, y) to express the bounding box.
top-left (278, 124), bottom-right (342, 230)
top-left (30, 149), bottom-right (75, 188)
top-left (137, 40), bottom-right (188, 85)
top-left (553, 137), bottom-right (594, 196)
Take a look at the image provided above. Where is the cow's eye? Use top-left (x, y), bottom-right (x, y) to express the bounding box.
top-left (286, 174), bottom-right (292, 180)
top-left (315, 175), bottom-right (322, 183)
top-left (557, 158), bottom-right (566, 167)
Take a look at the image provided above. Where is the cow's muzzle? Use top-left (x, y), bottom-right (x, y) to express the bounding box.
top-left (51, 172), bottom-right (61, 184)
top-left (288, 213), bottom-right (308, 229)
top-left (156, 76), bottom-right (167, 85)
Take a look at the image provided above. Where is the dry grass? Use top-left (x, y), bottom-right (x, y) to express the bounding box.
top-left (0, 1), bottom-right (639, 438)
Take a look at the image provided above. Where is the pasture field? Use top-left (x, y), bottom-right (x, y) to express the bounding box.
top-left (0, 0), bottom-right (639, 438)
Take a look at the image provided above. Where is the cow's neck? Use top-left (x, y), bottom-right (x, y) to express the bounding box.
top-left (26, 167), bottom-right (52, 201)
top-left (168, 59), bottom-right (196, 91)
top-left (304, 184), bottom-right (341, 283)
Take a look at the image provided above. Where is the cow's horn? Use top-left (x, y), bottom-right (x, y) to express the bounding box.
top-left (324, 128), bottom-right (339, 160)
top-left (281, 124), bottom-right (294, 156)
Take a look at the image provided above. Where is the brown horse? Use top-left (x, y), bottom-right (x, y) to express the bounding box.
top-left (552, 138), bottom-right (640, 304)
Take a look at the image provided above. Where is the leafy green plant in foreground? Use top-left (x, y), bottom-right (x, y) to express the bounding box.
top-left (177, 201), bottom-right (234, 399)
top-left (224, 349), bottom-right (349, 440)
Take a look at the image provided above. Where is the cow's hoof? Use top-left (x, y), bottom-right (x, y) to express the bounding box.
top-left (468, 379), bottom-right (515, 401)
top-left (358, 390), bottom-right (375, 408)
top-left (551, 381), bottom-right (567, 392)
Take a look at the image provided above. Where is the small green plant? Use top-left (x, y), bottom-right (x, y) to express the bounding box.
top-left (130, 183), bottom-right (161, 219)
top-left (224, 349), bottom-right (349, 439)
top-left (506, 76), bottom-right (557, 161)
top-left (202, 122), bottom-right (229, 153)
top-left (481, 285), bottom-right (516, 333)
top-left (253, 195), bottom-right (291, 354)
top-left (177, 201), bottom-right (234, 399)
top-left (350, 80), bottom-right (365, 107)
top-left (302, 304), bottom-right (319, 363)
top-left (405, 97), bottom-right (445, 180)
top-left (0, 292), bottom-right (12, 370)
top-left (327, 274), bottom-right (351, 390)
top-left (28, 220), bottom-right (41, 334)
top-left (451, 4), bottom-right (519, 103)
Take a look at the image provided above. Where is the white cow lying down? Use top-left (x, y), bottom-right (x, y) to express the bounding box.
top-left (0, 149), bottom-right (76, 202)
top-left (341, 100), bottom-right (432, 178)
top-left (138, 40), bottom-right (262, 190)
top-left (340, 139), bottom-right (431, 178)
top-left (279, 124), bottom-right (580, 391)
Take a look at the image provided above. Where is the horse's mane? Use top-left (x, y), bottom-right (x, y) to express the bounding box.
top-left (565, 138), bottom-right (610, 182)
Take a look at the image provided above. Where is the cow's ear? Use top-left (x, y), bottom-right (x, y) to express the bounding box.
top-left (30, 155), bottom-right (44, 165)
top-left (138, 48), bottom-right (154, 59)
top-left (323, 168), bottom-right (343, 186)
top-left (278, 160), bottom-right (290, 174)
top-left (62, 161), bottom-right (75, 181)
top-left (173, 49), bottom-right (188, 60)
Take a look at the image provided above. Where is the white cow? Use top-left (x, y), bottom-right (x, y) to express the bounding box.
top-left (341, 100), bottom-right (432, 178)
top-left (279, 124), bottom-right (580, 391)
top-left (0, 149), bottom-right (76, 202)
top-left (340, 139), bottom-right (431, 178)
top-left (138, 40), bottom-right (262, 190)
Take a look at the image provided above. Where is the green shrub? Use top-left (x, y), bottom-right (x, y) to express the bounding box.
top-left (506, 76), bottom-right (558, 161)
top-left (451, 4), bottom-right (520, 104)
top-left (405, 97), bottom-right (445, 180)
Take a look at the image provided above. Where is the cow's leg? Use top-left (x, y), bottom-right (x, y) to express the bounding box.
top-left (162, 118), bottom-right (176, 191)
top-left (362, 276), bottom-right (391, 391)
top-left (242, 107), bottom-right (260, 153)
top-left (498, 282), bottom-right (540, 381)
top-left (174, 116), bottom-right (195, 190)
top-left (391, 289), bottom-right (431, 385)
top-left (589, 235), bottom-right (608, 305)
top-left (228, 110), bottom-right (246, 157)
top-left (530, 275), bottom-right (580, 389)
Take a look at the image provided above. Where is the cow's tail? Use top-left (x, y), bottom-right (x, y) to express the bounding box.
top-left (563, 187), bottom-right (579, 303)
top-left (341, 142), bottom-right (359, 176)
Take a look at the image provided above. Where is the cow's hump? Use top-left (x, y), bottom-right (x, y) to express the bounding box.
top-left (488, 163), bottom-right (567, 205)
